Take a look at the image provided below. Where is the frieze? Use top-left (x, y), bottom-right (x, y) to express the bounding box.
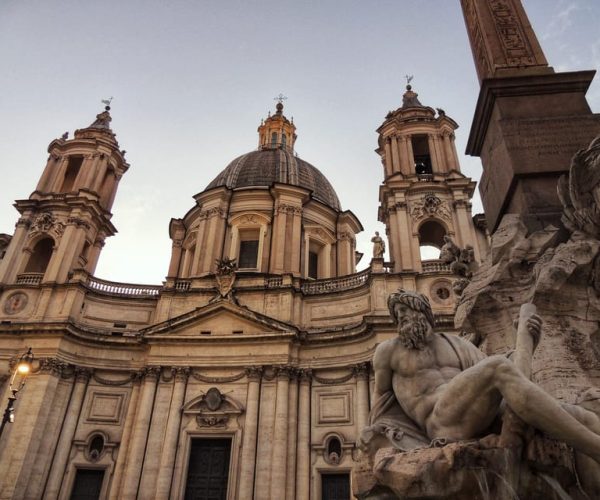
top-left (191, 369), bottom-right (246, 383)
top-left (92, 372), bottom-right (136, 386)
top-left (199, 207), bottom-right (226, 220)
top-left (276, 203), bottom-right (303, 215)
top-left (312, 370), bottom-right (355, 385)
top-left (67, 217), bottom-right (91, 229)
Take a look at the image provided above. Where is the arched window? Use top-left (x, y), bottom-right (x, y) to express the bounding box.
top-left (24, 237), bottom-right (54, 273)
top-left (418, 220), bottom-right (446, 260)
top-left (271, 132), bottom-right (278, 147)
top-left (282, 133), bottom-right (287, 148)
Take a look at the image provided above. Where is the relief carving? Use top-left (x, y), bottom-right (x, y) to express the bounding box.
top-left (410, 193), bottom-right (451, 221)
top-left (28, 212), bottom-right (65, 241)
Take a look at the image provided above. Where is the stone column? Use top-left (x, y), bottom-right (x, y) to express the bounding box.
top-left (353, 363), bottom-right (370, 434)
top-left (120, 367), bottom-right (160, 500)
top-left (167, 239), bottom-right (184, 277)
top-left (108, 375), bottom-right (141, 500)
top-left (0, 218), bottom-right (31, 283)
top-left (238, 367), bottom-right (262, 500)
top-left (443, 133), bottom-right (455, 171)
top-left (427, 135), bottom-right (439, 172)
top-left (79, 153), bottom-right (101, 189)
top-left (269, 368), bottom-right (290, 498)
top-left (191, 216), bottom-right (208, 275)
top-left (290, 207), bottom-right (303, 275)
top-left (43, 368), bottom-right (90, 499)
top-left (432, 134), bottom-right (446, 172)
top-left (296, 370), bottom-right (311, 500)
top-left (395, 203), bottom-right (414, 271)
top-left (449, 132), bottom-right (461, 171)
top-left (50, 156), bottom-right (69, 192)
top-left (399, 136), bottom-right (411, 175)
top-left (383, 140), bottom-right (393, 177)
top-left (270, 206), bottom-right (287, 273)
top-left (0, 360), bottom-right (62, 499)
top-left (285, 371), bottom-right (299, 500)
top-left (36, 154), bottom-right (60, 192)
top-left (390, 136), bottom-right (400, 173)
top-left (405, 135), bottom-right (415, 173)
top-left (155, 367), bottom-right (189, 500)
top-left (91, 156), bottom-right (109, 194)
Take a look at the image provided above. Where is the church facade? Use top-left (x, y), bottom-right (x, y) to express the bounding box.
top-left (0, 87), bottom-right (486, 499)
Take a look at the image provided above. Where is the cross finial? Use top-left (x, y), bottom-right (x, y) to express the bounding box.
top-left (404, 75), bottom-right (413, 85)
top-left (274, 93), bottom-right (287, 104)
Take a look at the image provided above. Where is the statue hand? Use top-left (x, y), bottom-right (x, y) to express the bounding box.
top-left (527, 314), bottom-right (543, 348)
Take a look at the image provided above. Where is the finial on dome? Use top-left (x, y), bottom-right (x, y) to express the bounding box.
top-left (101, 96), bottom-right (113, 112)
top-left (401, 76), bottom-right (422, 108)
top-left (274, 93), bottom-right (287, 114)
top-left (88, 97), bottom-right (114, 129)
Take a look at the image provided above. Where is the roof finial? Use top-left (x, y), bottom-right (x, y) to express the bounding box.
top-left (101, 96), bottom-right (113, 111)
top-left (404, 74), bottom-right (414, 90)
top-left (274, 93), bottom-right (287, 114)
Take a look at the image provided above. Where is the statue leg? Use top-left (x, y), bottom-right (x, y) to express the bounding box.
top-left (429, 356), bottom-right (600, 462)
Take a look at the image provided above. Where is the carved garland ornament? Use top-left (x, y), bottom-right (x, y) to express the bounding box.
top-left (410, 194), bottom-right (451, 221)
top-left (28, 212), bottom-right (66, 241)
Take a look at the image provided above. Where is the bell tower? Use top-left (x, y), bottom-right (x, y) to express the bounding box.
top-left (0, 105), bottom-right (129, 285)
top-left (376, 83), bottom-right (485, 274)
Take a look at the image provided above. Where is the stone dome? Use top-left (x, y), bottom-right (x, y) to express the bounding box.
top-left (206, 148), bottom-right (341, 211)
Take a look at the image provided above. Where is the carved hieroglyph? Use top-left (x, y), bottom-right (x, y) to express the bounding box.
top-left (460, 0), bottom-right (549, 82)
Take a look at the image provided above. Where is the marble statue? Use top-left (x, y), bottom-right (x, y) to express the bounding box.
top-left (371, 232), bottom-right (385, 259)
top-left (360, 289), bottom-right (600, 466)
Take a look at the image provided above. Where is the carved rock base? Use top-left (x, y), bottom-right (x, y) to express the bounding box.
top-left (353, 436), bottom-right (585, 500)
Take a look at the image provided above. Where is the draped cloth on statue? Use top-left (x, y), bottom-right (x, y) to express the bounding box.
top-left (365, 333), bottom-right (487, 451)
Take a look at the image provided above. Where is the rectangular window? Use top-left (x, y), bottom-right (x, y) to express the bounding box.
top-left (69, 469), bottom-right (104, 500)
top-left (321, 473), bottom-right (350, 500)
top-left (308, 251), bottom-right (319, 279)
top-left (184, 438), bottom-right (231, 500)
top-left (239, 240), bottom-right (259, 269)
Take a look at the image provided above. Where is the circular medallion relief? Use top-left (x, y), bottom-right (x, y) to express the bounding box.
top-left (4, 292), bottom-right (28, 315)
top-left (430, 280), bottom-right (452, 305)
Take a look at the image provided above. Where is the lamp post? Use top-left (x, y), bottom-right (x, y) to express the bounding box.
top-left (0, 347), bottom-right (34, 439)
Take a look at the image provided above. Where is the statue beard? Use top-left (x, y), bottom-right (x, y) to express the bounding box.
top-left (398, 317), bottom-right (430, 350)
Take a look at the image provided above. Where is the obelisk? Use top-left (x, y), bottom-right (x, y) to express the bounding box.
top-left (461, 0), bottom-right (600, 231)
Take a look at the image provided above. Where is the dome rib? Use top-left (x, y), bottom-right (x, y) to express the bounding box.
top-left (206, 149), bottom-right (341, 210)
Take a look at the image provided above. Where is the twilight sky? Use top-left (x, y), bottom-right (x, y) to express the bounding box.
top-left (1, 0), bottom-right (599, 284)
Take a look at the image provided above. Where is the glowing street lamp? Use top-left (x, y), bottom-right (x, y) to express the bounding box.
top-left (0, 348), bottom-right (34, 438)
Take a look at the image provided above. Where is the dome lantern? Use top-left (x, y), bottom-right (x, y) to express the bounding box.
top-left (257, 96), bottom-right (297, 152)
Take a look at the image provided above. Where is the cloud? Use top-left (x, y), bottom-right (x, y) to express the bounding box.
top-left (542, 2), bottom-right (579, 41)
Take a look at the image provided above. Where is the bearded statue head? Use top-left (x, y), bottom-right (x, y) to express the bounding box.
top-left (387, 289), bottom-right (435, 349)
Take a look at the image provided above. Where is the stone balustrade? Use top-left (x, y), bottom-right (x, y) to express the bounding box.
top-left (15, 272), bottom-right (44, 285)
top-left (300, 267), bottom-right (371, 295)
top-left (421, 260), bottom-right (451, 273)
top-left (87, 276), bottom-right (161, 297)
